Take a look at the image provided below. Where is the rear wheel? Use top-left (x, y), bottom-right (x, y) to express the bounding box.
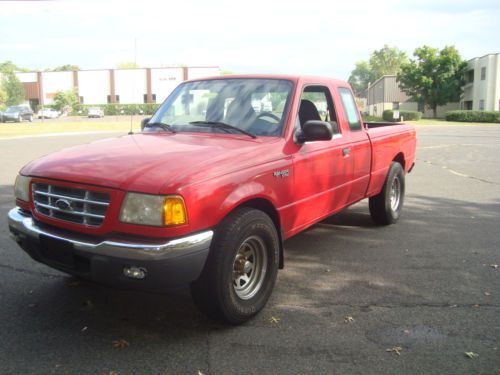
top-left (369, 162), bottom-right (405, 225)
top-left (190, 207), bottom-right (279, 324)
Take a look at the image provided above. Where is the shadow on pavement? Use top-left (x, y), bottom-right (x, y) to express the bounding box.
top-left (1, 184), bottom-right (499, 373)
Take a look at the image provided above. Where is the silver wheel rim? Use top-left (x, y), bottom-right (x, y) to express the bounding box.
top-left (390, 176), bottom-right (401, 211)
top-left (232, 235), bottom-right (267, 300)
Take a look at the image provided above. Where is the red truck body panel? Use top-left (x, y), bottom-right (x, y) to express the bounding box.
top-left (19, 75), bottom-right (416, 241)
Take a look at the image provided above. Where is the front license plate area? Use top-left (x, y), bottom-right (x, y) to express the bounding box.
top-left (40, 235), bottom-right (75, 268)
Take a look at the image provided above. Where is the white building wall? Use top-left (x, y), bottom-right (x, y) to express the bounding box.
top-left (187, 67), bottom-right (220, 80)
top-left (41, 71), bottom-right (73, 104)
top-left (78, 70), bottom-right (109, 104)
top-left (16, 72), bottom-right (37, 83)
top-left (491, 54), bottom-right (500, 110)
top-left (462, 53), bottom-right (500, 111)
top-left (151, 68), bottom-right (184, 103)
top-left (114, 69), bottom-right (147, 104)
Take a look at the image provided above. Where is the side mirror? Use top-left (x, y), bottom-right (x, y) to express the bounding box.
top-left (297, 120), bottom-right (333, 143)
top-left (141, 117), bottom-right (151, 131)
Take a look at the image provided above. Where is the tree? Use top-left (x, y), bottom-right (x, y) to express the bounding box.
top-left (398, 46), bottom-right (467, 118)
top-left (0, 60), bottom-right (29, 73)
top-left (348, 61), bottom-right (374, 95)
top-left (370, 45), bottom-right (408, 78)
top-left (53, 89), bottom-right (79, 113)
top-left (0, 83), bottom-right (6, 108)
top-left (348, 45), bottom-right (408, 95)
top-left (1, 71), bottom-right (25, 106)
top-left (116, 61), bottom-right (139, 69)
top-left (52, 64), bottom-right (80, 71)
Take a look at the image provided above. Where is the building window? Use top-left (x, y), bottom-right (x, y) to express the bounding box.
top-left (392, 102), bottom-right (400, 110)
top-left (107, 95), bottom-right (112, 104)
top-left (464, 101), bottom-right (473, 110)
top-left (481, 67), bottom-right (486, 80)
top-left (79, 96), bottom-right (84, 104)
top-left (143, 94), bottom-right (158, 103)
top-left (115, 95), bottom-right (120, 103)
top-left (479, 100), bottom-right (484, 111)
top-left (466, 70), bottom-right (474, 83)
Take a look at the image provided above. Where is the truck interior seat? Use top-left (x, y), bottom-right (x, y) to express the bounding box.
top-left (225, 98), bottom-right (256, 129)
top-left (299, 99), bottom-right (321, 126)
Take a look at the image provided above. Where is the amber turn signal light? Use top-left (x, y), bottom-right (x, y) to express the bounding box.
top-left (163, 196), bottom-right (187, 226)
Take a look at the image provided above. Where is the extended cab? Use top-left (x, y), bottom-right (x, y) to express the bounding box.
top-left (8, 75), bottom-right (416, 323)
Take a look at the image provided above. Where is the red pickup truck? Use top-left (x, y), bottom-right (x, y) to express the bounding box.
top-left (8, 75), bottom-right (416, 323)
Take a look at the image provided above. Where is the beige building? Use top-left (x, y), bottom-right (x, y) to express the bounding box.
top-left (461, 53), bottom-right (500, 111)
top-left (366, 75), bottom-right (458, 118)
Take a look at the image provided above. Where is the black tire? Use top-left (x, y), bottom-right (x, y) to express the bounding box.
top-left (369, 162), bottom-right (405, 225)
top-left (190, 207), bottom-right (279, 324)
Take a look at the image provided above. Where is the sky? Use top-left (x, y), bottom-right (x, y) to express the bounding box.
top-left (1, 0), bottom-right (499, 80)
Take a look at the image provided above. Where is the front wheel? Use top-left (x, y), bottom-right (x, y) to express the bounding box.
top-left (190, 207), bottom-right (279, 324)
top-left (369, 162), bottom-right (405, 225)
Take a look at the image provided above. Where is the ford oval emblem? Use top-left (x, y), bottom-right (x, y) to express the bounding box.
top-left (55, 198), bottom-right (72, 211)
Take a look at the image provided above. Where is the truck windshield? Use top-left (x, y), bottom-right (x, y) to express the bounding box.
top-left (148, 78), bottom-right (293, 137)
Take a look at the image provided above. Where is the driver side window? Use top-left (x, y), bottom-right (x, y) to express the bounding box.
top-left (298, 86), bottom-right (339, 134)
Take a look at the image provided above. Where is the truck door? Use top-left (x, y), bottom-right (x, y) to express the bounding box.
top-left (287, 85), bottom-right (354, 234)
top-left (337, 87), bottom-right (371, 204)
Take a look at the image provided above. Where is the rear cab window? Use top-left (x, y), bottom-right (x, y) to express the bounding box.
top-left (338, 87), bottom-right (362, 131)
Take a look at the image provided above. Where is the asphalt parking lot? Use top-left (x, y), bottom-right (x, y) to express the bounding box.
top-left (0, 125), bottom-right (499, 374)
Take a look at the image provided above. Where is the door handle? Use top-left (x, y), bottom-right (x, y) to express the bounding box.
top-left (342, 148), bottom-right (351, 157)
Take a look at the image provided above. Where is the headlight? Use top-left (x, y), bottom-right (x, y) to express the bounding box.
top-left (119, 193), bottom-right (187, 226)
top-left (14, 175), bottom-right (31, 202)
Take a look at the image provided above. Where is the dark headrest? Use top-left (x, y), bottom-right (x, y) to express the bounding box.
top-left (299, 99), bottom-right (321, 125)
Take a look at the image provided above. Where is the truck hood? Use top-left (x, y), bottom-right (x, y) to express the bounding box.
top-left (21, 133), bottom-right (283, 194)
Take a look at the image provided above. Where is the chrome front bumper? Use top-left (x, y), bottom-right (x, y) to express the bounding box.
top-left (8, 207), bottom-right (213, 261)
top-left (8, 207), bottom-right (214, 289)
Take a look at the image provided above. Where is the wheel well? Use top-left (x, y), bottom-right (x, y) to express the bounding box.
top-left (240, 198), bottom-right (284, 269)
top-left (393, 153), bottom-right (405, 170)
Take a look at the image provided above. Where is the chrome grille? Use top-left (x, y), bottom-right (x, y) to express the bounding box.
top-left (32, 183), bottom-right (110, 227)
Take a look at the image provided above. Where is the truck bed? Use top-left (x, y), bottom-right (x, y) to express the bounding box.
top-left (365, 121), bottom-right (406, 129)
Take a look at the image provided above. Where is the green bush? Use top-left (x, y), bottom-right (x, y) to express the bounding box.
top-left (383, 110), bottom-right (422, 122)
top-left (445, 110), bottom-right (500, 123)
top-left (69, 103), bottom-right (160, 116)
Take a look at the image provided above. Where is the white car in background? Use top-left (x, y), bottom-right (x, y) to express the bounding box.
top-left (88, 107), bottom-right (104, 118)
top-left (37, 108), bottom-right (60, 119)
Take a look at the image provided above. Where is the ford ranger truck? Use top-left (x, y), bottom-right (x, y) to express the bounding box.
top-left (8, 75), bottom-right (416, 324)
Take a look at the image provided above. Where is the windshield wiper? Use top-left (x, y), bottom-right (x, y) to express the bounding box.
top-left (190, 121), bottom-right (256, 139)
top-left (144, 122), bottom-right (176, 133)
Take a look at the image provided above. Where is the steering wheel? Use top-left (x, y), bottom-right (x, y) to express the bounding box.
top-left (256, 112), bottom-right (281, 123)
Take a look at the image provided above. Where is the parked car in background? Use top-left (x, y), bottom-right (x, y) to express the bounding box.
top-left (37, 108), bottom-right (60, 119)
top-left (88, 107), bottom-right (104, 118)
top-left (1, 105), bottom-right (33, 123)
